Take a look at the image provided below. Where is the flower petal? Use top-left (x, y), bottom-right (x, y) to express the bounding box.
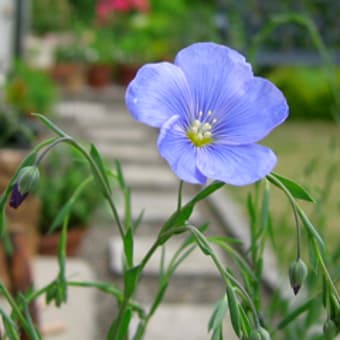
top-left (212, 77), bottom-right (289, 144)
top-left (174, 42), bottom-right (253, 116)
top-left (158, 115), bottom-right (207, 184)
top-left (197, 143), bottom-right (277, 186)
top-left (125, 62), bottom-right (192, 128)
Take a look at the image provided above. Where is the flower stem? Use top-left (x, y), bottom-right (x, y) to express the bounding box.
top-left (312, 238), bottom-right (340, 302)
top-left (34, 136), bottom-right (72, 166)
top-left (177, 180), bottom-right (184, 213)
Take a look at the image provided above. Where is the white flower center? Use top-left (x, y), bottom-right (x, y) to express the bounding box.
top-left (187, 111), bottom-right (217, 147)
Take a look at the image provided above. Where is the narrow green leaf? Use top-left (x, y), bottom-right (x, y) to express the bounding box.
top-left (298, 208), bottom-right (325, 249)
top-left (187, 226), bottom-right (212, 255)
top-left (90, 144), bottom-right (111, 193)
top-left (49, 177), bottom-right (92, 233)
top-left (124, 187), bottom-right (132, 231)
top-left (33, 113), bottom-right (68, 137)
top-left (208, 296), bottom-right (228, 331)
top-left (162, 181), bottom-right (224, 232)
top-left (0, 308), bottom-right (20, 340)
top-left (239, 304), bottom-right (252, 337)
top-left (226, 286), bottom-right (241, 337)
top-left (123, 228), bottom-right (134, 268)
top-left (114, 159), bottom-right (126, 190)
top-left (124, 265), bottom-right (140, 298)
top-left (277, 298), bottom-right (315, 330)
top-left (268, 173), bottom-right (314, 202)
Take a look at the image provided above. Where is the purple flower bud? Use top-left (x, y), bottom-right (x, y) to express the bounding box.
top-left (9, 183), bottom-right (29, 209)
top-left (9, 166), bottom-right (40, 209)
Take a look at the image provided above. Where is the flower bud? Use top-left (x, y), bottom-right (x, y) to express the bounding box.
top-left (323, 318), bottom-right (337, 339)
top-left (248, 327), bottom-right (271, 340)
top-left (9, 166), bottom-right (40, 209)
top-left (289, 259), bottom-right (307, 295)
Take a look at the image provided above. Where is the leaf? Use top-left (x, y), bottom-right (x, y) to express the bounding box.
top-left (123, 228), bottom-right (134, 268)
top-left (226, 286), bottom-right (241, 337)
top-left (90, 144), bottom-right (111, 194)
top-left (277, 298), bottom-right (315, 330)
top-left (208, 296), bottom-right (228, 331)
top-left (124, 265), bottom-right (140, 299)
top-left (298, 208), bottom-right (325, 249)
top-left (49, 177), bottom-right (93, 233)
top-left (161, 181), bottom-right (224, 232)
top-left (33, 113), bottom-right (68, 137)
top-left (114, 159), bottom-right (126, 190)
top-left (186, 225), bottom-right (212, 255)
top-left (268, 173), bottom-right (314, 202)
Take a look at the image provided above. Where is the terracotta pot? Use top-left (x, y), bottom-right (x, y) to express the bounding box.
top-left (38, 227), bottom-right (87, 257)
top-left (50, 63), bottom-right (87, 92)
top-left (0, 148), bottom-right (41, 287)
top-left (118, 64), bottom-right (141, 87)
top-left (87, 63), bottom-right (112, 88)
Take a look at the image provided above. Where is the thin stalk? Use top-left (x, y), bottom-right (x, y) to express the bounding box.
top-left (0, 284), bottom-right (40, 340)
top-left (177, 180), bottom-right (184, 213)
top-left (65, 139), bottom-right (125, 238)
top-left (311, 238), bottom-right (340, 302)
top-left (266, 175), bottom-right (301, 260)
top-left (209, 251), bottom-right (261, 328)
top-left (34, 136), bottom-right (72, 166)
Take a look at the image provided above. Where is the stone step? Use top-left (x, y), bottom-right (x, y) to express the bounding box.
top-left (116, 191), bottom-right (204, 224)
top-left (130, 303), bottom-right (237, 340)
top-left (86, 126), bottom-right (152, 144)
top-left (109, 235), bottom-right (225, 277)
top-left (97, 143), bottom-right (162, 165)
top-left (119, 163), bottom-right (178, 191)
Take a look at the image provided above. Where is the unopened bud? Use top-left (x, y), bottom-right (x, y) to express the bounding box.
top-left (248, 327), bottom-right (271, 340)
top-left (9, 166), bottom-right (40, 209)
top-left (289, 259), bottom-right (307, 295)
top-left (323, 318), bottom-right (337, 339)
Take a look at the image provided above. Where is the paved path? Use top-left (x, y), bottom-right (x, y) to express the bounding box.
top-left (54, 86), bottom-right (282, 339)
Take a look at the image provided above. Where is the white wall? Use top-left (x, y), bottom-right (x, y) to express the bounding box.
top-left (0, 0), bottom-right (15, 81)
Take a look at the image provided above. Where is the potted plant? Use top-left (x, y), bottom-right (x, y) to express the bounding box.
top-left (86, 28), bottom-right (116, 88)
top-left (5, 61), bottom-right (57, 118)
top-left (37, 146), bottom-right (106, 256)
top-left (51, 43), bottom-right (89, 92)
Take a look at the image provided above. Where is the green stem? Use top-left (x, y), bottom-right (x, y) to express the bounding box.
top-left (312, 238), bottom-right (340, 302)
top-left (64, 139), bottom-right (125, 238)
top-left (177, 180), bottom-right (184, 213)
top-left (209, 251), bottom-right (261, 328)
top-left (34, 136), bottom-right (72, 166)
top-left (266, 175), bottom-right (301, 260)
top-left (0, 284), bottom-right (40, 340)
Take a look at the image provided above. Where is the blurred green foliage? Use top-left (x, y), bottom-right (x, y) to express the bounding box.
top-left (5, 62), bottom-right (57, 117)
top-left (38, 146), bottom-right (105, 233)
top-left (267, 67), bottom-right (340, 120)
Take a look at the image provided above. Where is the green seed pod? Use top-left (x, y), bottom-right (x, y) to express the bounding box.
top-left (323, 318), bottom-right (337, 339)
top-left (289, 259), bottom-right (307, 295)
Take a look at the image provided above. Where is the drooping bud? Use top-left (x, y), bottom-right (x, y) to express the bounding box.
top-left (323, 318), bottom-right (337, 339)
top-left (9, 166), bottom-right (40, 209)
top-left (248, 327), bottom-right (271, 340)
top-left (289, 258), bottom-right (307, 295)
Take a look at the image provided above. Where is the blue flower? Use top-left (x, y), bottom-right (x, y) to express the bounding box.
top-left (125, 42), bottom-right (288, 185)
